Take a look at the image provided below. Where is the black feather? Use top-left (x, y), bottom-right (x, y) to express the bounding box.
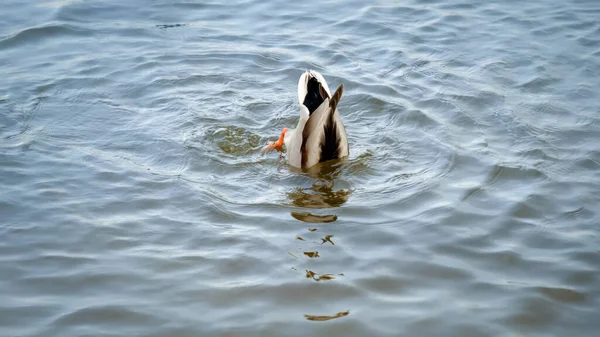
top-left (302, 77), bottom-right (327, 114)
top-left (319, 84), bottom-right (344, 163)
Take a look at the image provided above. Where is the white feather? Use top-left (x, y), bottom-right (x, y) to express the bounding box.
top-left (301, 99), bottom-right (332, 168)
top-left (284, 70), bottom-right (348, 169)
top-left (297, 72), bottom-right (309, 105)
top-left (284, 104), bottom-right (310, 168)
top-left (297, 70), bottom-right (332, 104)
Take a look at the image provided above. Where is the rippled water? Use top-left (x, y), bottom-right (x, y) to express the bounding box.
top-left (2, 0), bottom-right (600, 336)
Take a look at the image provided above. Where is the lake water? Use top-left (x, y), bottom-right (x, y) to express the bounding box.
top-left (1, 0), bottom-right (599, 336)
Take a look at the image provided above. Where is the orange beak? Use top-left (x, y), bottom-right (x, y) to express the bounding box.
top-left (263, 128), bottom-right (288, 153)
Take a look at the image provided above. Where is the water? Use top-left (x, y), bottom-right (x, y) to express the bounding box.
top-left (1, 0), bottom-right (599, 336)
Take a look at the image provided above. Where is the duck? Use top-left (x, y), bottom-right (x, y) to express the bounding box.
top-left (264, 70), bottom-right (349, 169)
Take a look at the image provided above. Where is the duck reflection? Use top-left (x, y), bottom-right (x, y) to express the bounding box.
top-left (286, 159), bottom-right (351, 215)
top-left (291, 212), bottom-right (337, 223)
top-left (287, 182), bottom-right (350, 209)
top-left (285, 159), bottom-right (350, 321)
top-left (304, 311), bottom-right (349, 321)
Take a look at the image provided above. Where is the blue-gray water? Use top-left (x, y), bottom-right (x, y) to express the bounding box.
top-left (1, 0), bottom-right (599, 336)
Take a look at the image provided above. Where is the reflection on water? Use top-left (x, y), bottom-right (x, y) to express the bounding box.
top-left (305, 270), bottom-right (339, 281)
top-left (287, 160), bottom-right (351, 211)
top-left (291, 212), bottom-right (338, 223)
top-left (304, 311), bottom-right (350, 322)
top-left (286, 183), bottom-right (351, 209)
top-left (303, 251), bottom-right (320, 258)
top-left (320, 234), bottom-right (335, 246)
top-left (286, 159), bottom-right (350, 321)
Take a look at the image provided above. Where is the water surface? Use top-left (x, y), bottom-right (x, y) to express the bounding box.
top-left (1, 0), bottom-right (600, 336)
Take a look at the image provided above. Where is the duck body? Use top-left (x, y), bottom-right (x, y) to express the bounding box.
top-left (272, 70), bottom-right (348, 169)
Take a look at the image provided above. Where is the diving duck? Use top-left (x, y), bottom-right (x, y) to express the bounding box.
top-left (264, 70), bottom-right (349, 169)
